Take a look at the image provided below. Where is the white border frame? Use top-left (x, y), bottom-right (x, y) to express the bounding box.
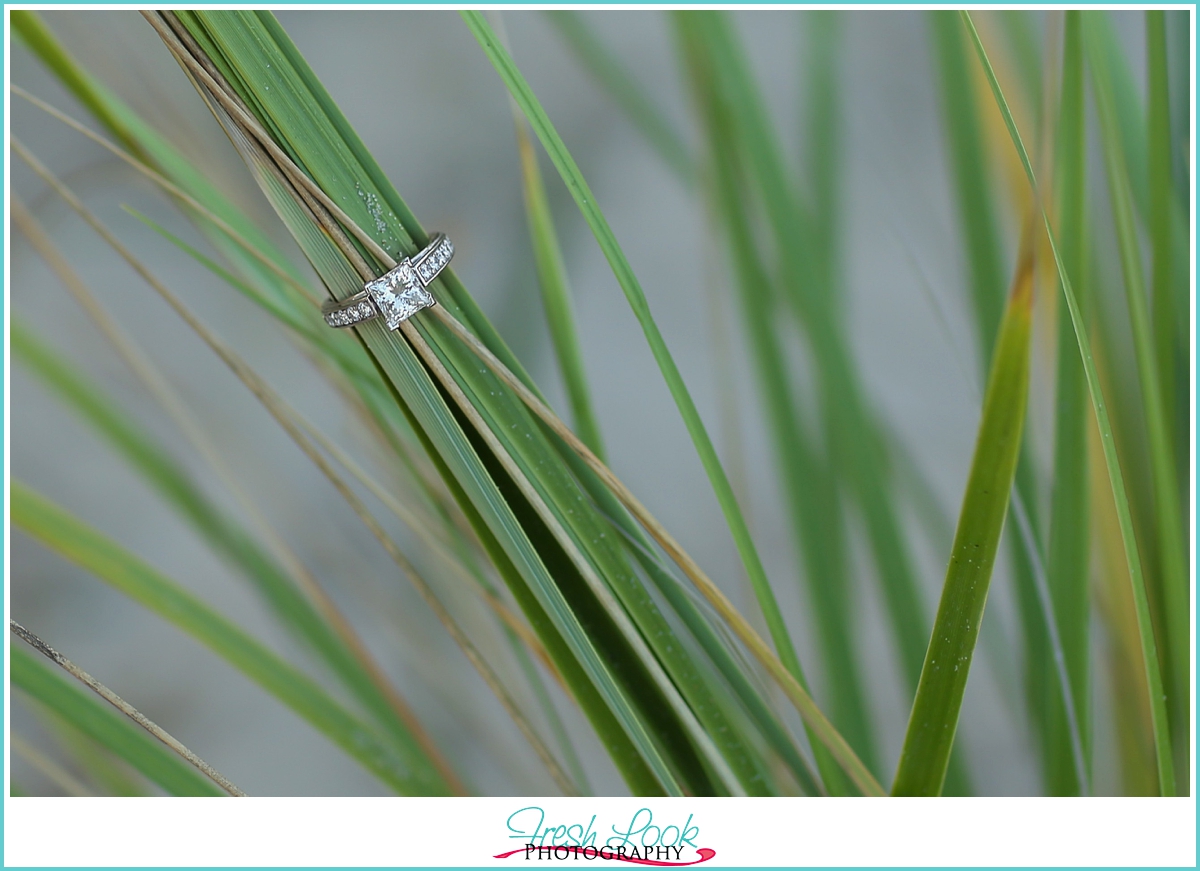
top-left (4, 4), bottom-right (1196, 867)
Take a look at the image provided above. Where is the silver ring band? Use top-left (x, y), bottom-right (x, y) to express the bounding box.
top-left (323, 233), bottom-right (454, 330)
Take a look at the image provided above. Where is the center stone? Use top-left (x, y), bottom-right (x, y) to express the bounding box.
top-left (364, 261), bottom-right (435, 330)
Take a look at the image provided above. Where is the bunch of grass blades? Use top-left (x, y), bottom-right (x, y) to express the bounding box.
top-left (9, 9), bottom-right (1190, 798)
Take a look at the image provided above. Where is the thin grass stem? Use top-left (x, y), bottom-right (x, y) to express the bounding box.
top-left (11, 621), bottom-right (245, 796)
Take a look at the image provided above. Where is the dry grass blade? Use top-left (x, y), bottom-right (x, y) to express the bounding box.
top-left (11, 85), bottom-right (321, 306)
top-left (287, 410), bottom-right (564, 689)
top-left (11, 621), bottom-right (245, 796)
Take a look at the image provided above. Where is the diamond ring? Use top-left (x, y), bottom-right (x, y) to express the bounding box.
top-left (322, 233), bottom-right (454, 330)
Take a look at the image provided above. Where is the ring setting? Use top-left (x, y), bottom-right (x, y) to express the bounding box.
top-left (323, 233), bottom-right (454, 330)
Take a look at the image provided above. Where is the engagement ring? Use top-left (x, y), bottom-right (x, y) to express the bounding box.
top-left (322, 233), bottom-right (454, 330)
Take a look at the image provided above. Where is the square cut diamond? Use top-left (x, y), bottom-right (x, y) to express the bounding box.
top-left (364, 261), bottom-right (434, 330)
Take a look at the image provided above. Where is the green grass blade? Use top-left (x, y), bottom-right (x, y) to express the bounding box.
top-left (892, 427), bottom-right (1025, 723)
top-left (460, 11), bottom-right (812, 726)
top-left (245, 12), bottom-right (526, 382)
top-left (11, 482), bottom-right (440, 795)
top-left (410, 311), bottom-right (735, 794)
top-left (11, 11), bottom-right (145, 157)
top-left (512, 113), bottom-right (606, 459)
top-left (547, 435), bottom-right (801, 794)
top-left (1084, 13), bottom-right (1189, 410)
top-left (266, 10), bottom-right (822, 792)
top-left (928, 10), bottom-right (1006, 374)
top-left (961, 10), bottom-right (1175, 796)
top-left (1085, 15), bottom-right (1148, 211)
top-left (1165, 12), bottom-right (1189, 200)
top-left (804, 12), bottom-right (841, 300)
top-left (799, 12), bottom-right (880, 781)
top-left (624, 544), bottom-right (820, 794)
top-left (676, 13), bottom-right (872, 793)
top-left (676, 11), bottom-right (961, 787)
top-left (693, 9), bottom-right (933, 682)
top-left (929, 11), bottom-right (1062, 795)
top-left (893, 226), bottom-right (1035, 796)
top-left (1147, 11), bottom-right (1185, 482)
top-left (419, 316), bottom-right (876, 792)
top-left (1044, 10), bottom-right (1091, 796)
top-left (41, 708), bottom-right (147, 796)
top-left (995, 11), bottom-right (1043, 126)
top-left (11, 646), bottom-right (226, 797)
top-left (1085, 13), bottom-right (1189, 787)
top-left (543, 11), bottom-right (694, 184)
top-left (1147, 15), bottom-right (1189, 726)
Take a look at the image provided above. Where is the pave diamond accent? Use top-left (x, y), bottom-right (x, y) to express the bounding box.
top-left (364, 261), bottom-right (435, 330)
top-left (415, 236), bottom-right (454, 286)
top-left (324, 298), bottom-right (378, 328)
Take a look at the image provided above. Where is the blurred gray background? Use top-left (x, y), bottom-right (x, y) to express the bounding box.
top-left (10, 10), bottom-right (1146, 796)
